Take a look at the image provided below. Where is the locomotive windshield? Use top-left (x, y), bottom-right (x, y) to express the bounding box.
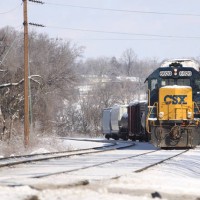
top-left (161, 79), bottom-right (174, 86)
top-left (151, 79), bottom-right (157, 91)
top-left (177, 79), bottom-right (190, 86)
top-left (161, 78), bottom-right (190, 86)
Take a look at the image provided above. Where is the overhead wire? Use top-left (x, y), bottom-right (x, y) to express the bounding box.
top-left (45, 25), bottom-right (200, 40)
top-left (0, 26), bottom-right (23, 66)
top-left (43, 2), bottom-right (200, 17)
top-left (0, 3), bottom-right (22, 15)
top-left (65, 38), bottom-right (197, 41)
top-left (27, 1), bottom-right (200, 40)
top-left (0, 25), bottom-right (22, 47)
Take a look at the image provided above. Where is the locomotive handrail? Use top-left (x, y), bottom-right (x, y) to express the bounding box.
top-left (146, 102), bottom-right (158, 133)
top-left (193, 102), bottom-right (200, 113)
top-left (148, 89), bottom-right (150, 107)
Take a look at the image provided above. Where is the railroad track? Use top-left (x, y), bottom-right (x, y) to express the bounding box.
top-left (142, 147), bottom-right (200, 179)
top-left (59, 137), bottom-right (116, 143)
top-left (135, 149), bottom-right (189, 173)
top-left (33, 147), bottom-right (159, 179)
top-left (0, 140), bottom-right (132, 168)
top-left (0, 141), bottom-right (192, 187)
top-left (49, 148), bottom-right (189, 179)
top-left (0, 141), bottom-right (155, 185)
top-left (29, 147), bottom-right (189, 180)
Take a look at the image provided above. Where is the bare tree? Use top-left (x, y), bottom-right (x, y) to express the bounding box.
top-left (0, 26), bottom-right (161, 139)
top-left (121, 48), bottom-right (137, 76)
top-left (0, 27), bottom-right (83, 139)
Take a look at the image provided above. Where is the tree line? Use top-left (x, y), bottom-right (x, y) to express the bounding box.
top-left (0, 26), bottom-right (198, 141)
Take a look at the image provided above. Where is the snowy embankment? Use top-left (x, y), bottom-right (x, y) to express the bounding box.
top-left (0, 136), bottom-right (108, 157)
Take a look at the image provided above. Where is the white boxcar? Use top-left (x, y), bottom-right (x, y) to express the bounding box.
top-left (102, 107), bottom-right (112, 134)
top-left (111, 105), bottom-right (127, 134)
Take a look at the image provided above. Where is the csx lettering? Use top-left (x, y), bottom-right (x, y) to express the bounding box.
top-left (164, 95), bottom-right (187, 104)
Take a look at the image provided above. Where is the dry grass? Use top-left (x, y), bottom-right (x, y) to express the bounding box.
top-left (0, 123), bottom-right (73, 157)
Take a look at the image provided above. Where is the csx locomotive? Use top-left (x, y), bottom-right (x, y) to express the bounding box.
top-left (102, 59), bottom-right (200, 148)
top-left (146, 59), bottom-right (200, 148)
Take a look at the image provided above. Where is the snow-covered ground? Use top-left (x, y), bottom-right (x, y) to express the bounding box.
top-left (0, 139), bottom-right (200, 200)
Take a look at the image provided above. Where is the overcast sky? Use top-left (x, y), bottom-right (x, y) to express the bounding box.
top-left (1, 0), bottom-right (200, 61)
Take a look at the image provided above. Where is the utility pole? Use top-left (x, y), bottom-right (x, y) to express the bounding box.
top-left (23, 0), bottom-right (30, 147)
top-left (22, 0), bottom-right (44, 147)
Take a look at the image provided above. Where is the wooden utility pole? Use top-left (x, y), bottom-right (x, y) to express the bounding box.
top-left (23, 0), bottom-right (30, 147)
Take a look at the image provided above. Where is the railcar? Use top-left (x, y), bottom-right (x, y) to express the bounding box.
top-left (102, 102), bottom-right (149, 141)
top-left (146, 59), bottom-right (200, 148)
top-left (102, 107), bottom-right (112, 138)
top-left (102, 105), bottom-right (128, 140)
top-left (128, 101), bottom-right (148, 141)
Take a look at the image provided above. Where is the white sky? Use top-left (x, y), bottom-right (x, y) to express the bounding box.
top-left (1, 0), bottom-right (200, 61)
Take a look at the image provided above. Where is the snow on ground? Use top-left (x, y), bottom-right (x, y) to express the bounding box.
top-left (0, 172), bottom-right (199, 200)
top-left (0, 136), bottom-right (72, 157)
top-left (0, 136), bottom-right (109, 157)
top-left (61, 138), bottom-right (113, 150)
top-left (106, 172), bottom-right (200, 199)
top-left (0, 139), bottom-right (200, 199)
top-left (0, 185), bottom-right (153, 200)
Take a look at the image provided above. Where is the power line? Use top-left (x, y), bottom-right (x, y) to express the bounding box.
top-left (0, 32), bottom-right (23, 66)
top-left (0, 3), bottom-right (22, 15)
top-left (28, 0), bottom-right (45, 28)
top-left (26, 0), bottom-right (200, 40)
top-left (67, 38), bottom-right (197, 41)
top-left (0, 25), bottom-right (22, 46)
top-left (26, 1), bottom-right (200, 40)
top-left (30, 22), bottom-right (200, 40)
top-left (43, 2), bottom-right (200, 17)
top-left (46, 25), bottom-right (200, 39)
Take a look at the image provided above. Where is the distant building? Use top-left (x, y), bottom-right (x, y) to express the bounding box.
top-left (76, 75), bottom-right (140, 96)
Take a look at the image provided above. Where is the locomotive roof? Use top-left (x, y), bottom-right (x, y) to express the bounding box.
top-left (162, 85), bottom-right (191, 89)
top-left (145, 59), bottom-right (200, 82)
top-left (160, 59), bottom-right (199, 71)
top-left (129, 100), bottom-right (147, 106)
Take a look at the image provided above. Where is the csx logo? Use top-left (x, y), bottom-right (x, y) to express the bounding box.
top-left (164, 95), bottom-right (187, 104)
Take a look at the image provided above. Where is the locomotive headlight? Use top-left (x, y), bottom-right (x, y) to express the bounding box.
top-left (187, 112), bottom-right (192, 119)
top-left (173, 68), bottom-right (178, 76)
top-left (159, 112), bottom-right (164, 119)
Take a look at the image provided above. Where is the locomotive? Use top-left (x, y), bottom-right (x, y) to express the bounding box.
top-left (102, 59), bottom-right (200, 148)
top-left (147, 59), bottom-right (200, 148)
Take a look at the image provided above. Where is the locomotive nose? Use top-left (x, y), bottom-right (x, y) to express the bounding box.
top-left (159, 86), bottom-right (192, 120)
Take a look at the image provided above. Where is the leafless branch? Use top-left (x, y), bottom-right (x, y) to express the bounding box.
top-left (0, 75), bottom-right (42, 89)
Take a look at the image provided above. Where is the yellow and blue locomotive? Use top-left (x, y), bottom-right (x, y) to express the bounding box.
top-left (146, 59), bottom-right (200, 148)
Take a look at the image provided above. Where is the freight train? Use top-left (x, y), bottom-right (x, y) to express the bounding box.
top-left (102, 59), bottom-right (200, 148)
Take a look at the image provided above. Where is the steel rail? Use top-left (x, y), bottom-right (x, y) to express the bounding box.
top-left (0, 142), bottom-right (134, 168)
top-left (32, 149), bottom-right (160, 178)
top-left (59, 137), bottom-right (117, 143)
top-left (0, 140), bottom-right (116, 161)
top-left (32, 149), bottom-right (189, 179)
top-left (135, 149), bottom-right (189, 173)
